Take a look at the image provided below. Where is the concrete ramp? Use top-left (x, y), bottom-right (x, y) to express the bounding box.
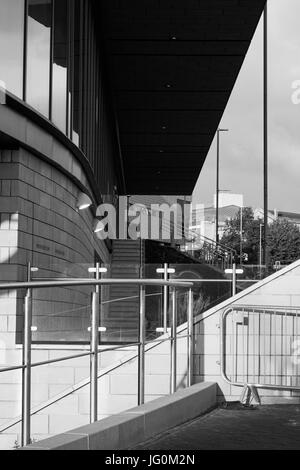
top-left (21, 383), bottom-right (217, 450)
top-left (134, 404), bottom-right (300, 450)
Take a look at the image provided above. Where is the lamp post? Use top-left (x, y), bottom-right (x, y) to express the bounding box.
top-left (240, 206), bottom-right (243, 266)
top-left (263, 2), bottom-right (269, 267)
top-left (259, 223), bottom-right (264, 279)
top-left (216, 129), bottom-right (229, 244)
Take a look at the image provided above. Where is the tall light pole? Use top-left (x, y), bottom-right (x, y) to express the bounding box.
top-left (259, 223), bottom-right (264, 279)
top-left (240, 206), bottom-right (243, 266)
top-left (216, 128), bottom-right (229, 245)
top-left (263, 2), bottom-right (268, 267)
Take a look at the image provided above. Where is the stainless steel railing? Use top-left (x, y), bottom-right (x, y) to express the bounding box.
top-left (221, 305), bottom-right (300, 404)
top-left (0, 277), bottom-right (193, 447)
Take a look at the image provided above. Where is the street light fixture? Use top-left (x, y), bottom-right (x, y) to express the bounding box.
top-left (215, 128), bottom-right (229, 244)
top-left (76, 192), bottom-right (92, 211)
top-left (93, 220), bottom-right (105, 234)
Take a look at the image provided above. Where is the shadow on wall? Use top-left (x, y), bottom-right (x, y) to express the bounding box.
top-left (174, 266), bottom-right (229, 391)
top-left (0, 212), bottom-right (25, 348)
top-left (143, 249), bottom-right (231, 384)
top-left (0, 211), bottom-right (100, 346)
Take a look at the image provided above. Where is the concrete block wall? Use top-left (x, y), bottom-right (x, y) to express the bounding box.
top-left (0, 331), bottom-right (189, 448)
top-left (44, 331), bottom-right (188, 437)
top-left (193, 260), bottom-right (300, 404)
top-left (0, 147), bottom-right (111, 449)
top-left (22, 383), bottom-right (217, 451)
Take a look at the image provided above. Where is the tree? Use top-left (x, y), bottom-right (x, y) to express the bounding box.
top-left (221, 207), bottom-right (260, 264)
top-left (268, 219), bottom-right (300, 267)
top-left (221, 208), bottom-right (300, 268)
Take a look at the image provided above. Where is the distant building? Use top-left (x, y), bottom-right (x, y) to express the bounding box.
top-left (190, 192), bottom-right (243, 242)
top-left (254, 208), bottom-right (300, 229)
top-left (214, 191), bottom-right (244, 209)
top-left (190, 204), bottom-right (242, 243)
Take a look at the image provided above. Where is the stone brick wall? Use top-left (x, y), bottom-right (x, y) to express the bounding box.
top-left (0, 146), bottom-right (111, 448)
top-left (193, 261), bottom-right (300, 403)
top-left (0, 331), bottom-right (189, 447)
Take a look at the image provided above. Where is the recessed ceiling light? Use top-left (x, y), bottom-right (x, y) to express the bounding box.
top-left (159, 149), bottom-right (164, 153)
top-left (165, 83), bottom-right (172, 89)
top-left (170, 36), bottom-right (177, 40)
top-left (161, 125), bottom-right (167, 131)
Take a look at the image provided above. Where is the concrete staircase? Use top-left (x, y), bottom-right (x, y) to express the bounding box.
top-left (102, 240), bottom-right (142, 343)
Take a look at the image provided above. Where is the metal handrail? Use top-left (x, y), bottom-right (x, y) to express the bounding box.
top-left (0, 278), bottom-right (192, 290)
top-left (0, 277), bottom-right (194, 447)
top-left (221, 305), bottom-right (300, 396)
top-left (0, 352), bottom-right (93, 374)
top-left (224, 305), bottom-right (300, 313)
top-left (0, 333), bottom-right (189, 435)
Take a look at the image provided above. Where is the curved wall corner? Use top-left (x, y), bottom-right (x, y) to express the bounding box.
top-left (0, 101), bottom-right (112, 347)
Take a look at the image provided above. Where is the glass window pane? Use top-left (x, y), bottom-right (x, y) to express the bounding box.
top-left (51, 0), bottom-right (68, 132)
top-left (26, 0), bottom-right (52, 117)
top-left (0, 0), bottom-right (24, 98)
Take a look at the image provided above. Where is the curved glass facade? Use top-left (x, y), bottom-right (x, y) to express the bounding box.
top-left (26, 0), bottom-right (52, 116)
top-left (0, 0), bottom-right (24, 98)
top-left (52, 0), bottom-right (68, 132)
top-left (0, 0), bottom-right (119, 200)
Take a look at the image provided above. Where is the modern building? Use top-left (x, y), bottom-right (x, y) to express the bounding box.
top-left (190, 192), bottom-right (243, 242)
top-left (254, 208), bottom-right (300, 229)
top-left (189, 198), bottom-right (300, 265)
top-left (0, 0), bottom-right (266, 448)
top-left (214, 191), bottom-right (244, 210)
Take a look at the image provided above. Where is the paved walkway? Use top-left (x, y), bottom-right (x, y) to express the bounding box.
top-left (134, 404), bottom-right (300, 450)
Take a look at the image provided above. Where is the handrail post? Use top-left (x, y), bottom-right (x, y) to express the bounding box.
top-left (232, 262), bottom-right (237, 296)
top-left (187, 288), bottom-right (194, 387)
top-left (170, 288), bottom-right (177, 394)
top-left (138, 285), bottom-right (146, 405)
top-left (163, 264), bottom-right (169, 334)
top-left (90, 290), bottom-right (100, 423)
top-left (22, 288), bottom-right (32, 447)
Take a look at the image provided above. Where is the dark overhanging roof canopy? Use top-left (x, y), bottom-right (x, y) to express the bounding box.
top-left (99, 0), bottom-right (266, 195)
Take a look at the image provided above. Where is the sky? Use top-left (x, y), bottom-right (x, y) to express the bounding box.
top-left (193, 0), bottom-right (300, 213)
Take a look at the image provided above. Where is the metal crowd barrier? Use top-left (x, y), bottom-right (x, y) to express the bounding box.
top-left (0, 276), bottom-right (193, 447)
top-left (221, 305), bottom-right (300, 404)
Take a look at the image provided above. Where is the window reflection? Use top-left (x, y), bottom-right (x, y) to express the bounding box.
top-left (0, 0), bottom-right (84, 145)
top-left (52, 0), bottom-right (68, 132)
top-left (0, 0), bottom-right (24, 98)
top-left (26, 0), bottom-right (52, 117)
top-left (0, 0), bottom-right (110, 201)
